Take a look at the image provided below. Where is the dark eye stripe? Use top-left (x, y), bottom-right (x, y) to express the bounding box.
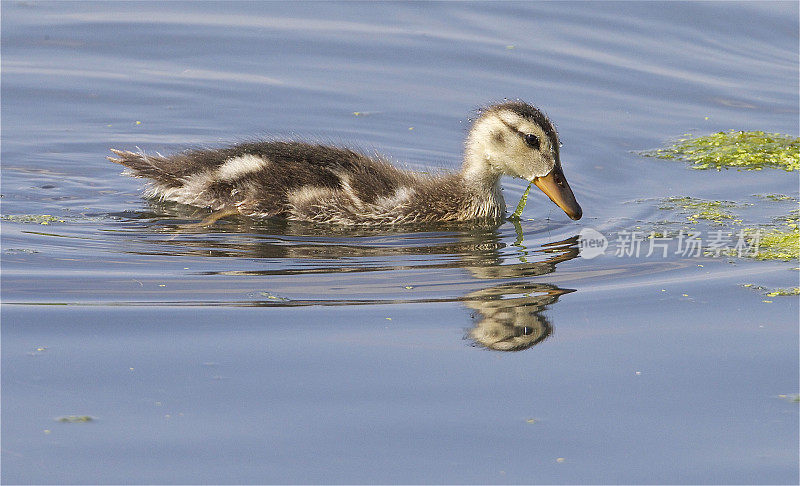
top-left (497, 118), bottom-right (547, 151)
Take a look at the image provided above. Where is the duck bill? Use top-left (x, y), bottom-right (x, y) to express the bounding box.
top-left (533, 167), bottom-right (583, 220)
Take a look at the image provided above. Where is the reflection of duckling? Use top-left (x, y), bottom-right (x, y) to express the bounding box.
top-left (465, 283), bottom-right (574, 352)
top-left (465, 234), bottom-right (579, 279)
top-left (109, 101), bottom-right (581, 225)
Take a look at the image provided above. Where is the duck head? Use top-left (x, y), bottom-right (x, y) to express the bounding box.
top-left (464, 101), bottom-right (582, 220)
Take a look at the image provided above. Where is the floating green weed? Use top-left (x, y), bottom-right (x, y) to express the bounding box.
top-left (741, 284), bottom-right (800, 296)
top-left (642, 130), bottom-right (800, 172)
top-left (658, 197), bottom-right (741, 225)
top-left (1, 214), bottom-right (65, 225)
top-left (258, 291), bottom-right (289, 301)
top-left (652, 197), bottom-right (798, 261)
top-left (754, 194), bottom-right (797, 202)
top-left (765, 287), bottom-right (800, 297)
top-left (56, 415), bottom-right (94, 423)
top-left (744, 216), bottom-right (799, 262)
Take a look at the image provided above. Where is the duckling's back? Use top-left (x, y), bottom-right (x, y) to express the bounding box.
top-left (109, 141), bottom-right (421, 221)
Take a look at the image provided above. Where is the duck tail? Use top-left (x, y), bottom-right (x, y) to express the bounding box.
top-left (107, 148), bottom-right (181, 187)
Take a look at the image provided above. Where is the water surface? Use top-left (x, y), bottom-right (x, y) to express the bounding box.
top-left (2, 1), bottom-right (798, 483)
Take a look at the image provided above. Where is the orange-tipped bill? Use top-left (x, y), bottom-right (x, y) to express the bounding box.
top-left (533, 166), bottom-right (582, 220)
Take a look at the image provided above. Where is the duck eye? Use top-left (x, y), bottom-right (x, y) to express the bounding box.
top-left (524, 133), bottom-right (540, 149)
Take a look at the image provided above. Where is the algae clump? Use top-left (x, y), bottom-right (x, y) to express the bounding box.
top-left (56, 415), bottom-right (94, 423)
top-left (765, 287), bottom-right (800, 297)
top-left (1, 214), bottom-right (65, 225)
top-left (653, 197), bottom-right (798, 262)
top-left (741, 284), bottom-right (800, 296)
top-left (755, 194), bottom-right (797, 202)
top-left (745, 215), bottom-right (799, 262)
top-left (643, 130), bottom-right (800, 172)
top-left (658, 197), bottom-right (741, 225)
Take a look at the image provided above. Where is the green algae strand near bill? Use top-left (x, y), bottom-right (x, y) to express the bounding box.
top-left (509, 181), bottom-right (533, 220)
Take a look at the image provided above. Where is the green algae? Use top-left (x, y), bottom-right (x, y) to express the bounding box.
top-left (258, 291), bottom-right (289, 301)
top-left (657, 197), bottom-right (742, 225)
top-left (765, 287), bottom-right (800, 297)
top-left (640, 129), bottom-right (798, 258)
top-left (56, 415), bottom-right (94, 423)
top-left (1, 214), bottom-right (65, 225)
top-left (743, 216), bottom-right (799, 262)
top-left (642, 130), bottom-right (800, 172)
top-left (741, 284), bottom-right (800, 297)
top-left (509, 181), bottom-right (533, 220)
top-left (651, 197), bottom-right (798, 262)
top-left (754, 194), bottom-right (797, 202)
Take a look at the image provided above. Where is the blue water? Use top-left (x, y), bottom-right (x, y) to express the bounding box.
top-left (2, 1), bottom-right (798, 483)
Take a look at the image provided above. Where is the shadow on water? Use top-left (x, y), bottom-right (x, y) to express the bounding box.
top-left (94, 202), bottom-right (581, 351)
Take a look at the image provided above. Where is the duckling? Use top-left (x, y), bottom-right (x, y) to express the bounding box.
top-left (108, 101), bottom-right (582, 225)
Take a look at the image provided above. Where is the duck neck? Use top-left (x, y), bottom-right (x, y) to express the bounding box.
top-left (462, 133), bottom-right (502, 185)
top-left (460, 151), bottom-right (506, 218)
top-left (462, 122), bottom-right (505, 184)
top-left (461, 165), bottom-right (503, 195)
